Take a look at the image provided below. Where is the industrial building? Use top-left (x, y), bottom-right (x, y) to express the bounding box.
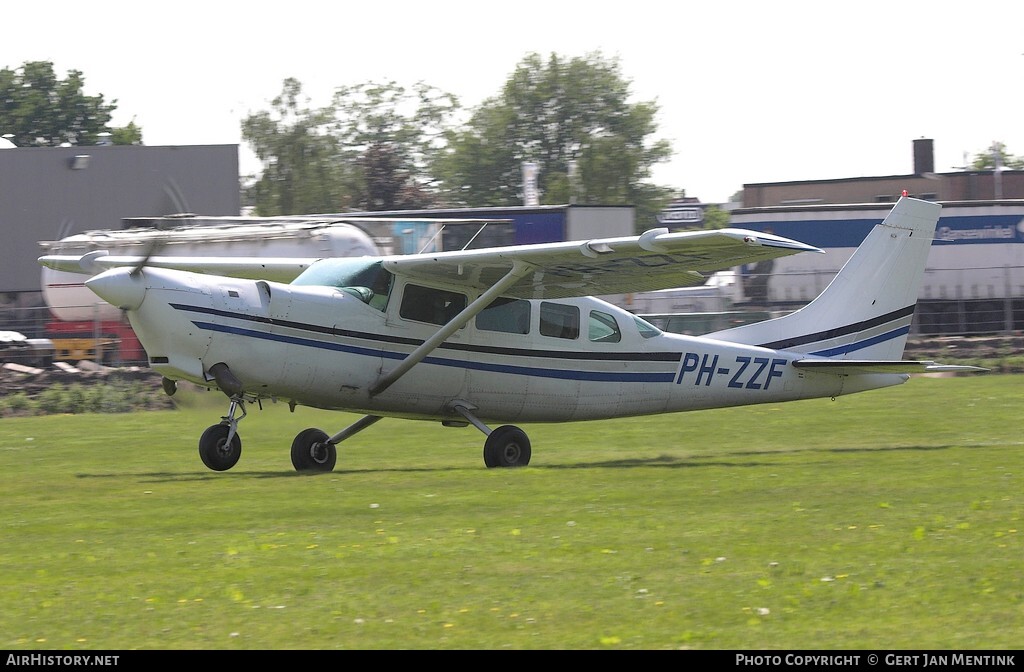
top-left (730, 139), bottom-right (1024, 335)
top-left (741, 138), bottom-right (1024, 206)
top-left (0, 143), bottom-right (240, 302)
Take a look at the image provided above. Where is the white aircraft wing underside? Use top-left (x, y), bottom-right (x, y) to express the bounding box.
top-left (37, 254), bottom-right (321, 283)
top-left (38, 227), bottom-right (820, 296)
top-left (382, 228), bottom-right (822, 299)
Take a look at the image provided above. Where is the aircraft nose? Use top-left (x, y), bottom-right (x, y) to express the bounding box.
top-left (85, 267), bottom-right (148, 311)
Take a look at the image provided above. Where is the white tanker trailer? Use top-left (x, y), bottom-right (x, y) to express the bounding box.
top-left (39, 216), bottom-right (383, 322)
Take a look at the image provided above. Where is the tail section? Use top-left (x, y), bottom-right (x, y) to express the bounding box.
top-left (706, 196), bottom-right (940, 360)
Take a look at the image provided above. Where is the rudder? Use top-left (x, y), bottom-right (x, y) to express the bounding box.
top-left (706, 196), bottom-right (940, 360)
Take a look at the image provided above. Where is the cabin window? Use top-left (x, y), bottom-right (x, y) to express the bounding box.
top-left (475, 297), bottom-right (531, 334)
top-left (400, 284), bottom-right (467, 325)
top-left (539, 302), bottom-right (580, 339)
top-left (633, 315), bottom-right (662, 339)
top-left (588, 310), bottom-right (621, 343)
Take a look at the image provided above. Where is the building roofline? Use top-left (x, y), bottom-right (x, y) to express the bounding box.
top-left (744, 169), bottom-right (1024, 190)
top-left (732, 198), bottom-right (1024, 215)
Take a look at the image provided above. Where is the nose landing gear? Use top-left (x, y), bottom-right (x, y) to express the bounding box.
top-left (198, 395), bottom-right (246, 471)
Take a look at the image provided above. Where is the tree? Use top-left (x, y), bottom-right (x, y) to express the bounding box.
top-left (0, 61), bottom-right (141, 146)
top-left (242, 79), bottom-right (460, 215)
top-left (435, 52), bottom-right (675, 230)
top-left (331, 81), bottom-right (459, 211)
top-left (241, 78), bottom-right (345, 215)
top-left (702, 205), bottom-right (730, 230)
top-left (971, 142), bottom-right (1024, 170)
top-left (110, 119), bottom-right (143, 145)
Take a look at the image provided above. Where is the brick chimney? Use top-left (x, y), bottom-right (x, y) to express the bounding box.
top-left (913, 138), bottom-right (934, 175)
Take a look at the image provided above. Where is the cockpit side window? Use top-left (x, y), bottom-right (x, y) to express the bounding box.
top-left (400, 284), bottom-right (467, 325)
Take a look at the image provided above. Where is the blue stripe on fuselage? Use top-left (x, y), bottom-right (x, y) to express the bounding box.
top-left (756, 305), bottom-right (915, 351)
top-left (807, 326), bottom-right (910, 357)
top-left (172, 302), bottom-right (677, 363)
top-left (191, 320), bottom-right (677, 383)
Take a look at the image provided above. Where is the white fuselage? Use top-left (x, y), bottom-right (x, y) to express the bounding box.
top-left (120, 267), bottom-right (905, 424)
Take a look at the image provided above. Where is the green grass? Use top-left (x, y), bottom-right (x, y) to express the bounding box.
top-left (0, 374), bottom-right (1021, 650)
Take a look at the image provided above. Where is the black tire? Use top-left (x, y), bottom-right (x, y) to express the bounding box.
top-left (483, 425), bottom-right (532, 468)
top-left (291, 428), bottom-right (337, 473)
top-left (199, 424), bottom-right (242, 472)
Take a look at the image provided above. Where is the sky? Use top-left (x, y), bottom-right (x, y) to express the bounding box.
top-left (3, 0), bottom-right (1023, 204)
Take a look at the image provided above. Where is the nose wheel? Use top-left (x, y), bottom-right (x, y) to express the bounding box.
top-left (199, 396), bottom-right (246, 471)
top-left (199, 423), bottom-right (242, 471)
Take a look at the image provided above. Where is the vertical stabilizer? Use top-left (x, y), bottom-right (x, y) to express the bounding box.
top-left (706, 196), bottom-right (940, 360)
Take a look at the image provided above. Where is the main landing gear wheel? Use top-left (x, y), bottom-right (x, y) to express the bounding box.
top-left (291, 428), bottom-right (337, 473)
top-left (199, 423), bottom-right (242, 472)
top-left (483, 425), bottom-right (532, 468)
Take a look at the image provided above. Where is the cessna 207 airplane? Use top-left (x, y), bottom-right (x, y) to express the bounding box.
top-left (39, 196), bottom-right (981, 473)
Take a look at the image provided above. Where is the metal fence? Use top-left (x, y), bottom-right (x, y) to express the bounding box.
top-left (1, 303), bottom-right (132, 365)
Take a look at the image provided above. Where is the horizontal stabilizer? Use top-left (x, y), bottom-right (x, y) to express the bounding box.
top-left (793, 359), bottom-right (987, 375)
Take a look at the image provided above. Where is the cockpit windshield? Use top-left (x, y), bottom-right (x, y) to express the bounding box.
top-left (292, 259), bottom-right (393, 310)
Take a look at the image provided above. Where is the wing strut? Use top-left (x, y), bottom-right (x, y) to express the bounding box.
top-left (369, 261), bottom-right (533, 396)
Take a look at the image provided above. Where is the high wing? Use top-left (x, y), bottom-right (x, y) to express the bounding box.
top-left (37, 251), bottom-right (320, 283)
top-left (39, 227), bottom-right (821, 294)
top-left (382, 227), bottom-right (822, 299)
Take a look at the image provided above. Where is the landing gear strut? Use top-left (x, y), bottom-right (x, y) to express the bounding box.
top-left (451, 402), bottom-right (531, 468)
top-left (288, 415), bottom-right (382, 474)
top-left (199, 395), bottom-right (245, 471)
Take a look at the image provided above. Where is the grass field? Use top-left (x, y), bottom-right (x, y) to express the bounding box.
top-left (0, 374), bottom-right (1021, 650)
